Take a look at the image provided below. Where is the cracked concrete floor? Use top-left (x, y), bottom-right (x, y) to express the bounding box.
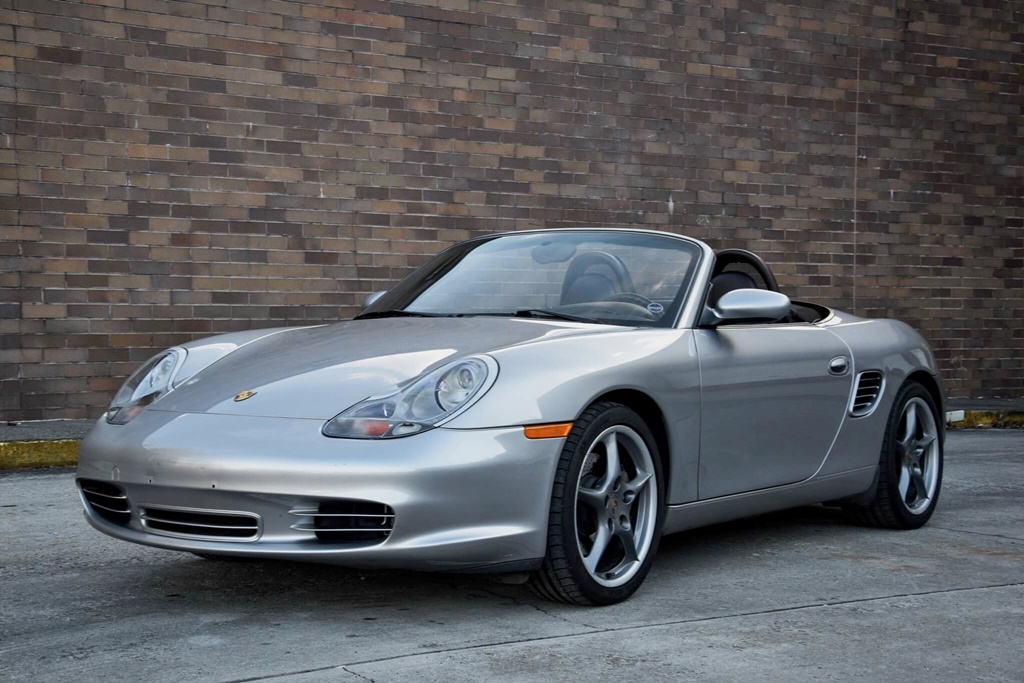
top-left (1, 431), bottom-right (1021, 682)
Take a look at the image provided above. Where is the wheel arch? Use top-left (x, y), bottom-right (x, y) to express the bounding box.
top-left (587, 389), bottom-right (671, 493)
top-left (835, 371), bottom-right (945, 508)
top-left (905, 370), bottom-right (946, 443)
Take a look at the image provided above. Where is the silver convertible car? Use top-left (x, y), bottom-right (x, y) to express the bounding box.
top-left (77, 228), bottom-right (944, 605)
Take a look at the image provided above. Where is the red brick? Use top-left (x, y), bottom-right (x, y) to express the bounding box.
top-left (1, 0), bottom-right (1021, 418)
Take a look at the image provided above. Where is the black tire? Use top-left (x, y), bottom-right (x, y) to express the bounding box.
top-left (844, 381), bottom-right (943, 529)
top-left (529, 402), bottom-right (665, 605)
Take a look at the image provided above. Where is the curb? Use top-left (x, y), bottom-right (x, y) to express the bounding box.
top-left (0, 440), bottom-right (80, 470)
top-left (1, 409), bottom-right (1021, 471)
top-left (954, 410), bottom-right (1024, 430)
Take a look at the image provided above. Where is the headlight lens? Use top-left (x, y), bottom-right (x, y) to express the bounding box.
top-left (323, 356), bottom-right (497, 439)
top-left (106, 349), bottom-right (185, 425)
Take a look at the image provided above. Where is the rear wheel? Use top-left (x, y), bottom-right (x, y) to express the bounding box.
top-left (530, 402), bottom-right (664, 605)
top-left (845, 381), bottom-right (943, 529)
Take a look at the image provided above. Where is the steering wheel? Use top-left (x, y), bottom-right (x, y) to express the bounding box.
top-left (560, 300), bottom-right (657, 322)
top-left (607, 292), bottom-right (655, 308)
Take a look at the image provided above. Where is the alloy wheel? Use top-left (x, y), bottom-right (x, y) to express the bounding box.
top-left (574, 425), bottom-right (658, 588)
top-left (896, 396), bottom-right (940, 514)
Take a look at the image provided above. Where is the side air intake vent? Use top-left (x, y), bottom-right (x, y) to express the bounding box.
top-left (850, 371), bottom-right (884, 417)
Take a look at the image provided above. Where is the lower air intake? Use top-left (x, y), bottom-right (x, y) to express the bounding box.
top-left (289, 499), bottom-right (395, 545)
top-left (80, 480), bottom-right (131, 524)
top-left (140, 506), bottom-right (260, 541)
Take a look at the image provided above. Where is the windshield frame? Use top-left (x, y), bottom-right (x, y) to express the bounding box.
top-left (358, 228), bottom-right (710, 329)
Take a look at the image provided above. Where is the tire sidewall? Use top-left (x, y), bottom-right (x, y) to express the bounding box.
top-left (556, 403), bottom-right (665, 605)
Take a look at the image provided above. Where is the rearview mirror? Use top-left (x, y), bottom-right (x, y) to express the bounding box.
top-left (702, 289), bottom-right (791, 327)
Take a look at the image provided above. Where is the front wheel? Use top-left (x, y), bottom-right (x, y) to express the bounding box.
top-left (530, 402), bottom-right (665, 605)
top-left (845, 381), bottom-right (943, 529)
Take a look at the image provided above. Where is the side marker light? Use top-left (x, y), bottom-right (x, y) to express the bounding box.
top-left (523, 423), bottom-right (574, 439)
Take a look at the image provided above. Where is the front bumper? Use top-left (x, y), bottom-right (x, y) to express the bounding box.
top-left (76, 410), bottom-right (563, 572)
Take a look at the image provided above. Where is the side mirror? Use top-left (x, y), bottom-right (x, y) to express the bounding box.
top-left (362, 290), bottom-right (387, 309)
top-left (701, 289), bottom-right (791, 327)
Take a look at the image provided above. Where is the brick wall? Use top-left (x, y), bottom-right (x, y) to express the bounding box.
top-left (1, 0), bottom-right (1021, 419)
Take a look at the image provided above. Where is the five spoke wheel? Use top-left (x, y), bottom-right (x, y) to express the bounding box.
top-left (895, 397), bottom-right (940, 515)
top-left (844, 380), bottom-right (943, 529)
top-left (575, 426), bottom-right (658, 587)
top-left (530, 402), bottom-right (664, 605)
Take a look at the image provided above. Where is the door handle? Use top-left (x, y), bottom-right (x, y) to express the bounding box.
top-left (828, 356), bottom-right (850, 376)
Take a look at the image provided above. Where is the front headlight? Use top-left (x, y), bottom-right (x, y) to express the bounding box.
top-left (106, 348), bottom-right (186, 425)
top-left (323, 356), bottom-right (498, 439)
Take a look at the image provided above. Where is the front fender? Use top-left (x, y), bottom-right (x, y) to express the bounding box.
top-left (445, 328), bottom-right (703, 504)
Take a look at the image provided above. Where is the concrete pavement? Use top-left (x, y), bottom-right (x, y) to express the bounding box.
top-left (0, 430), bottom-right (1021, 682)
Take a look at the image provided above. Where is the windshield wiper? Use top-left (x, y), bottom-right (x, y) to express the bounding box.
top-left (354, 310), bottom-right (448, 320)
top-left (513, 309), bottom-right (602, 324)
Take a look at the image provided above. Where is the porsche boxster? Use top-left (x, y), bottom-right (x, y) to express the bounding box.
top-left (77, 228), bottom-right (945, 605)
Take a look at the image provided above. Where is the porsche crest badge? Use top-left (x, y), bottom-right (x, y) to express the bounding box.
top-left (234, 390), bottom-right (257, 402)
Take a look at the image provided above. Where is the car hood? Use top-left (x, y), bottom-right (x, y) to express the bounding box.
top-left (153, 317), bottom-right (618, 419)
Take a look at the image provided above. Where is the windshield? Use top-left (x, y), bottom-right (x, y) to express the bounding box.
top-left (359, 231), bottom-right (702, 328)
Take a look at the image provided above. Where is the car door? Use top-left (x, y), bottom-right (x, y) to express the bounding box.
top-left (694, 324), bottom-right (853, 499)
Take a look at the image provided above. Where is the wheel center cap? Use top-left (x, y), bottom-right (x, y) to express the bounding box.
top-left (609, 497), bottom-right (619, 512)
